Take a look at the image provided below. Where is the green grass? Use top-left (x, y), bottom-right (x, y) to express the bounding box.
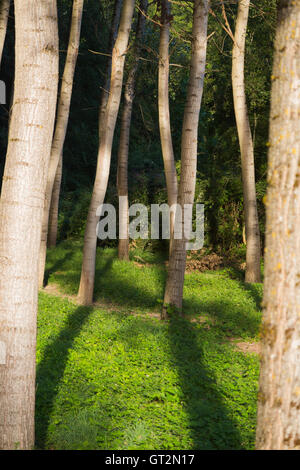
top-left (35, 240), bottom-right (263, 450)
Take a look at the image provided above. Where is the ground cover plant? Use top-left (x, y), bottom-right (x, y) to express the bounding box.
top-left (35, 241), bottom-right (262, 450)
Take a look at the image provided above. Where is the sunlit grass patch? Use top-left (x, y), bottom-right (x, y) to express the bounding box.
top-left (37, 243), bottom-right (262, 449)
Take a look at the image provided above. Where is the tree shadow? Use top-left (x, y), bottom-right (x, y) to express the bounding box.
top-left (226, 266), bottom-right (263, 311)
top-left (44, 250), bottom-right (73, 287)
top-left (35, 256), bottom-right (116, 448)
top-left (241, 282), bottom-right (263, 312)
top-left (167, 315), bottom-right (243, 449)
top-left (85, 307), bottom-right (247, 449)
top-left (35, 304), bottom-right (93, 448)
top-left (50, 250), bottom-right (261, 337)
top-left (38, 247), bottom-right (261, 448)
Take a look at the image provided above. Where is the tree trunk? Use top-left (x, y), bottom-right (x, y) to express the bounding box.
top-left (99, 0), bottom-right (123, 139)
top-left (47, 0), bottom-right (122, 250)
top-left (0, 0), bottom-right (10, 65)
top-left (47, 153), bottom-right (62, 247)
top-left (256, 0), bottom-right (300, 450)
top-left (117, 0), bottom-right (148, 260)
top-left (162, 0), bottom-right (209, 318)
top-left (78, 0), bottom-right (135, 305)
top-left (232, 0), bottom-right (261, 283)
top-left (38, 0), bottom-right (84, 287)
top-left (0, 0), bottom-right (58, 450)
top-left (158, 0), bottom-right (178, 249)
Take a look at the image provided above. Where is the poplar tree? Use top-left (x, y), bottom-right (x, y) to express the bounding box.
top-left (0, 0), bottom-right (58, 449)
top-left (256, 0), bottom-right (300, 450)
top-left (162, 0), bottom-right (209, 317)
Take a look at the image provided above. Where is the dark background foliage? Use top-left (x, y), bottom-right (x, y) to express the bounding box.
top-left (0, 0), bottom-right (277, 253)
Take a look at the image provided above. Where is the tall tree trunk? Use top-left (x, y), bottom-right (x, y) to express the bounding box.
top-left (99, 0), bottom-right (123, 138)
top-left (117, 0), bottom-right (148, 260)
top-left (158, 0), bottom-right (178, 249)
top-left (256, 0), bottom-right (300, 450)
top-left (162, 0), bottom-right (209, 318)
top-left (38, 0), bottom-right (84, 287)
top-left (47, 153), bottom-right (62, 247)
top-left (78, 0), bottom-right (135, 305)
top-left (0, 0), bottom-right (58, 450)
top-left (232, 0), bottom-right (261, 283)
top-left (0, 0), bottom-right (10, 65)
top-left (47, 0), bottom-right (122, 249)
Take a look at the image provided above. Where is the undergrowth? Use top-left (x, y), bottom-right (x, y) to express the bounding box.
top-left (35, 240), bottom-right (262, 450)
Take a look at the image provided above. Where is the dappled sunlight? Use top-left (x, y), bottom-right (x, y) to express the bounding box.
top-left (36, 242), bottom-right (262, 449)
top-left (45, 244), bottom-right (262, 340)
top-left (36, 292), bottom-right (259, 450)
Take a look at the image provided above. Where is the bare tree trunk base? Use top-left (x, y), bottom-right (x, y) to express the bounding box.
top-left (245, 270), bottom-right (261, 284)
top-left (77, 277), bottom-right (94, 305)
top-left (162, 240), bottom-right (186, 319)
top-left (161, 303), bottom-right (184, 320)
top-left (118, 239), bottom-right (129, 260)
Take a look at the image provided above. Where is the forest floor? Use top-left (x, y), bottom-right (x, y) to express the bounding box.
top-left (36, 240), bottom-right (263, 450)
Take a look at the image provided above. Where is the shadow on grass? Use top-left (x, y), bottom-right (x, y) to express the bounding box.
top-left (47, 249), bottom-right (261, 338)
top-left (35, 304), bottom-right (93, 448)
top-left (226, 266), bottom-right (263, 311)
top-left (241, 282), bottom-right (263, 311)
top-left (167, 315), bottom-right (243, 449)
top-left (38, 245), bottom-right (261, 448)
top-left (44, 250), bottom-right (73, 287)
top-left (105, 312), bottom-right (245, 449)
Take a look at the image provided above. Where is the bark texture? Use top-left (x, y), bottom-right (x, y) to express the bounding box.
top-left (232, 0), bottom-right (261, 283)
top-left (78, 0), bottom-right (135, 305)
top-left (38, 0), bottom-right (84, 287)
top-left (0, 0), bottom-right (10, 65)
top-left (256, 0), bottom-right (300, 450)
top-left (99, 0), bottom-right (123, 139)
top-left (158, 0), bottom-right (178, 248)
top-left (0, 0), bottom-right (58, 449)
top-left (162, 0), bottom-right (209, 318)
top-left (47, 153), bottom-right (62, 247)
top-left (117, 0), bottom-right (148, 260)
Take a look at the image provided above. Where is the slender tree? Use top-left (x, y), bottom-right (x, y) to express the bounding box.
top-left (38, 0), bottom-right (84, 287)
top-left (99, 0), bottom-right (123, 138)
top-left (47, 154), bottom-right (62, 247)
top-left (162, 0), bottom-right (209, 318)
top-left (0, 0), bottom-right (58, 449)
top-left (117, 0), bottom-right (148, 260)
top-left (47, 0), bottom-right (122, 249)
top-left (78, 0), bottom-right (136, 305)
top-left (256, 0), bottom-right (300, 450)
top-left (158, 0), bottom-right (178, 249)
top-left (232, 0), bottom-right (261, 283)
top-left (0, 0), bottom-right (10, 65)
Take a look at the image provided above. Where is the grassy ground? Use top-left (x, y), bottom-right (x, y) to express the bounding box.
top-left (35, 240), bottom-right (262, 450)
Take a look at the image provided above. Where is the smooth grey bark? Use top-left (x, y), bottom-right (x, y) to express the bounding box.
top-left (0, 0), bottom-right (58, 449)
top-left (47, 153), bottom-right (62, 247)
top-left (99, 0), bottom-right (123, 138)
top-left (162, 0), bottom-right (209, 318)
top-left (38, 0), bottom-right (84, 287)
top-left (117, 0), bottom-right (148, 260)
top-left (0, 0), bottom-right (10, 65)
top-left (256, 0), bottom-right (300, 450)
top-left (47, 0), bottom-right (122, 250)
top-left (232, 0), bottom-right (261, 283)
top-left (158, 0), bottom-right (178, 249)
top-left (78, 0), bottom-right (135, 305)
